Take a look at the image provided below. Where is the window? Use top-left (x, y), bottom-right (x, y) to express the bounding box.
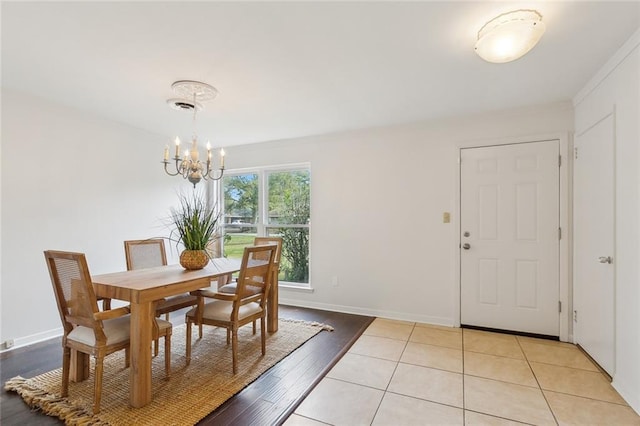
top-left (219, 164), bottom-right (310, 287)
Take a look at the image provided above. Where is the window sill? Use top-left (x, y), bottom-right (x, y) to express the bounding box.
top-left (279, 283), bottom-right (315, 293)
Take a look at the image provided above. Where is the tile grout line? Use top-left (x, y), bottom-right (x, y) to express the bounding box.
top-left (461, 328), bottom-right (466, 425)
top-left (516, 336), bottom-right (560, 426)
top-left (367, 321), bottom-right (415, 425)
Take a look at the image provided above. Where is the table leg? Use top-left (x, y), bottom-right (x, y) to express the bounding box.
top-left (129, 301), bottom-right (153, 407)
top-left (267, 271), bottom-right (278, 332)
top-left (69, 279), bottom-right (90, 382)
top-left (69, 350), bottom-right (90, 382)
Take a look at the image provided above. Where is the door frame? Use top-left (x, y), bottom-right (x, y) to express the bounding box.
top-left (453, 132), bottom-right (571, 342)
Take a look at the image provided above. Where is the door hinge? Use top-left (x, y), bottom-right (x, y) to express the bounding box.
top-left (573, 310), bottom-right (578, 322)
top-left (574, 147), bottom-right (578, 159)
top-left (559, 155), bottom-right (562, 167)
top-left (558, 227), bottom-right (562, 240)
top-left (558, 301), bottom-right (562, 313)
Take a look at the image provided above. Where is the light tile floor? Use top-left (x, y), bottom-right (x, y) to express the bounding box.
top-left (285, 318), bottom-right (640, 426)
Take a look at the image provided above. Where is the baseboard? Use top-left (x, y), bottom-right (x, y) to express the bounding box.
top-left (612, 375), bottom-right (640, 416)
top-left (0, 327), bottom-right (63, 353)
top-left (279, 297), bottom-right (456, 328)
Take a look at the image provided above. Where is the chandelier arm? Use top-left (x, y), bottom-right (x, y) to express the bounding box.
top-left (181, 160), bottom-right (191, 179)
top-left (163, 160), bottom-right (182, 177)
top-left (201, 159), bottom-right (212, 179)
top-left (203, 168), bottom-right (225, 181)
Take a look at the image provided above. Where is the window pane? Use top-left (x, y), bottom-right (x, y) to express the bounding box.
top-left (268, 170), bottom-right (310, 225)
top-left (223, 173), bottom-right (258, 226)
top-left (222, 230), bottom-right (257, 259)
top-left (268, 227), bottom-right (309, 284)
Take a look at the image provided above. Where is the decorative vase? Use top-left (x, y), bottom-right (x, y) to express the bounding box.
top-left (179, 250), bottom-right (209, 270)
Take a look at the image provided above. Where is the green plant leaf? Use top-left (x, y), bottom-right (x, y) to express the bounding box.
top-left (166, 191), bottom-right (220, 256)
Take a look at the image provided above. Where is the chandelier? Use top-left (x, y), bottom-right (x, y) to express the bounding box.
top-left (162, 80), bottom-right (225, 187)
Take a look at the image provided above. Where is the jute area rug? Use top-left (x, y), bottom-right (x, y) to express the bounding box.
top-left (5, 319), bottom-right (332, 425)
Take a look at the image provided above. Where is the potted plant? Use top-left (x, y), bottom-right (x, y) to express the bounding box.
top-left (168, 192), bottom-right (220, 270)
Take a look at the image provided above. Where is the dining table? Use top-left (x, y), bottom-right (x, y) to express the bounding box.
top-left (77, 257), bottom-right (279, 408)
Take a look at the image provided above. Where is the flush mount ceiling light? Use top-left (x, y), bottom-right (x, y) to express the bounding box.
top-left (475, 9), bottom-right (546, 63)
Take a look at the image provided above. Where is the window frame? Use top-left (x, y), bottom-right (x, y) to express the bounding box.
top-left (216, 162), bottom-right (311, 289)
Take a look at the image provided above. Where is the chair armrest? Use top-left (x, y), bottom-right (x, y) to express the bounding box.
top-left (197, 289), bottom-right (237, 301)
top-left (239, 293), bottom-right (262, 305)
top-left (94, 306), bottom-right (130, 321)
top-left (195, 289), bottom-right (219, 298)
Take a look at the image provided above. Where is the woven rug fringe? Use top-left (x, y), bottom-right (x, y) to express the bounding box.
top-left (279, 317), bottom-right (334, 331)
top-left (4, 376), bottom-right (108, 425)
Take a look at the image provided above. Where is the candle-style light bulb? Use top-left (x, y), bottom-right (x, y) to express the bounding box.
top-left (163, 145), bottom-right (169, 161)
top-left (220, 148), bottom-right (225, 168)
top-left (174, 137), bottom-right (181, 158)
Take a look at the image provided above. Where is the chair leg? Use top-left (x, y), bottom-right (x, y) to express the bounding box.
top-left (186, 319), bottom-right (192, 365)
top-left (102, 298), bottom-right (111, 310)
top-left (93, 355), bottom-right (104, 415)
top-left (165, 313), bottom-right (170, 321)
top-left (61, 347), bottom-right (71, 397)
top-left (232, 327), bottom-right (238, 374)
top-left (154, 338), bottom-right (159, 357)
top-left (164, 331), bottom-right (171, 379)
top-left (252, 320), bottom-right (256, 335)
top-left (226, 329), bottom-right (230, 345)
top-left (125, 348), bottom-right (130, 368)
top-left (198, 323), bottom-right (203, 339)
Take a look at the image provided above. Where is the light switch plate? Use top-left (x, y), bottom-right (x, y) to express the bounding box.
top-left (443, 212), bottom-right (450, 223)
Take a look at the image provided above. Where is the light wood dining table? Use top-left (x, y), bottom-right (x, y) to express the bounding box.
top-left (88, 258), bottom-right (243, 408)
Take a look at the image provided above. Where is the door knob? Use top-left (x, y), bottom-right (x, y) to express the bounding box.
top-left (462, 243), bottom-right (471, 250)
top-left (598, 256), bottom-right (613, 264)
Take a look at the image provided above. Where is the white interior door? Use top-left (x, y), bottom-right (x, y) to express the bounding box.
top-left (460, 140), bottom-right (560, 336)
top-left (573, 114), bottom-right (615, 375)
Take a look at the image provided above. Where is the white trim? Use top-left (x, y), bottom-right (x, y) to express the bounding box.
top-left (613, 377), bottom-right (640, 416)
top-left (0, 327), bottom-right (63, 353)
top-left (454, 132), bottom-right (571, 342)
top-left (279, 298), bottom-right (457, 328)
top-left (222, 162), bottom-right (311, 175)
top-left (280, 284), bottom-right (315, 293)
top-left (573, 27), bottom-right (640, 107)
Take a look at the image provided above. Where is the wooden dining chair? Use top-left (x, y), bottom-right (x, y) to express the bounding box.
top-left (217, 237), bottom-right (282, 334)
top-left (125, 239), bottom-right (198, 355)
top-left (185, 244), bottom-right (277, 374)
top-left (44, 250), bottom-right (172, 414)
top-left (124, 239), bottom-right (199, 319)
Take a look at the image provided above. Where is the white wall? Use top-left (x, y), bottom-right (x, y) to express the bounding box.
top-left (0, 89), bottom-right (195, 347)
top-left (573, 28), bottom-right (640, 413)
top-left (0, 89), bottom-right (575, 354)
top-left (223, 102), bottom-right (574, 325)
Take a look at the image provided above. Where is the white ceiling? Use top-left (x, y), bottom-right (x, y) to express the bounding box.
top-left (2, 1), bottom-right (639, 147)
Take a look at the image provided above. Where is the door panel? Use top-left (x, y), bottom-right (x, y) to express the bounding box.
top-left (460, 141), bottom-right (560, 336)
top-left (573, 114), bottom-right (615, 375)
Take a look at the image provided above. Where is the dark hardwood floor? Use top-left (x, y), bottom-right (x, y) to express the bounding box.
top-left (1, 305), bottom-right (374, 425)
